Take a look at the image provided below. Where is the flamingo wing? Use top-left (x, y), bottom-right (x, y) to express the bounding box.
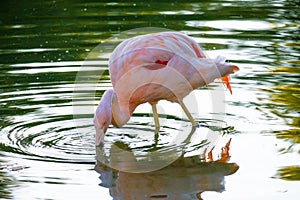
top-left (109, 32), bottom-right (206, 86)
top-left (108, 32), bottom-right (238, 101)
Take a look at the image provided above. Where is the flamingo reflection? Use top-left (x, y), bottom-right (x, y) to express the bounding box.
top-left (95, 139), bottom-right (238, 200)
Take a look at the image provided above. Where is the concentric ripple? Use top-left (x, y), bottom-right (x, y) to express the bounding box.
top-left (1, 117), bottom-right (95, 163)
top-left (0, 60), bottom-right (98, 163)
top-left (1, 107), bottom-right (235, 166)
top-left (95, 115), bottom-right (235, 172)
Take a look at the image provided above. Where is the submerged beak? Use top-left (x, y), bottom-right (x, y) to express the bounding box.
top-left (96, 128), bottom-right (105, 146)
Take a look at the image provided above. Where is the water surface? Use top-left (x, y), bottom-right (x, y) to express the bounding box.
top-left (0, 0), bottom-right (299, 199)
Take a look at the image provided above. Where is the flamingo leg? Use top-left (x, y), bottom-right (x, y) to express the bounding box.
top-left (151, 103), bottom-right (160, 144)
top-left (151, 103), bottom-right (160, 128)
top-left (178, 100), bottom-right (197, 126)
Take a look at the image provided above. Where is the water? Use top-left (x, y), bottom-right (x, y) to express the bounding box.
top-left (0, 0), bottom-right (299, 199)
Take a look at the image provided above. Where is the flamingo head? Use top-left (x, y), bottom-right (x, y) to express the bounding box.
top-left (94, 89), bottom-right (114, 146)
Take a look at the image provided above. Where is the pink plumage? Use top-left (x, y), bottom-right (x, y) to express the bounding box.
top-left (94, 32), bottom-right (239, 145)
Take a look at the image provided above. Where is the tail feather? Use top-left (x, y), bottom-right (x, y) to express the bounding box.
top-left (221, 76), bottom-right (233, 94)
top-left (214, 56), bottom-right (239, 94)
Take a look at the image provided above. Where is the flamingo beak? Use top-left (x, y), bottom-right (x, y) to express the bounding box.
top-left (96, 128), bottom-right (105, 146)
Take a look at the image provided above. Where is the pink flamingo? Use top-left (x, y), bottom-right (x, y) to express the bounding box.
top-left (94, 32), bottom-right (239, 145)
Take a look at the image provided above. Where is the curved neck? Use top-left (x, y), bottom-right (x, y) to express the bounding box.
top-left (111, 91), bottom-right (133, 127)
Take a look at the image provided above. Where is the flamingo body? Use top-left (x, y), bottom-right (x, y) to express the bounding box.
top-left (110, 32), bottom-right (205, 106)
top-left (94, 32), bottom-right (239, 145)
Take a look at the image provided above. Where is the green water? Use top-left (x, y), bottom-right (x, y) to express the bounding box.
top-left (0, 0), bottom-right (299, 199)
